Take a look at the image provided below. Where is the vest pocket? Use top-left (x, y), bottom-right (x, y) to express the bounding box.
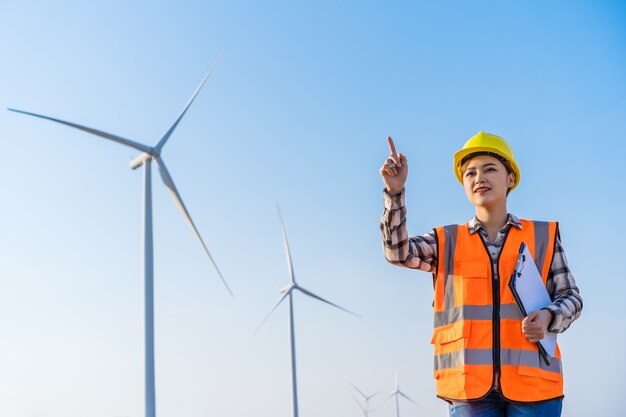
top-left (512, 348), bottom-right (563, 382)
top-left (518, 365), bottom-right (562, 381)
top-left (432, 321), bottom-right (471, 377)
top-left (431, 319), bottom-right (470, 342)
top-left (454, 260), bottom-right (490, 306)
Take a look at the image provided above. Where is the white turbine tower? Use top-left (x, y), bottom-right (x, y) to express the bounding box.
top-left (257, 206), bottom-right (360, 417)
top-left (9, 55), bottom-right (232, 417)
top-left (380, 370), bottom-right (425, 417)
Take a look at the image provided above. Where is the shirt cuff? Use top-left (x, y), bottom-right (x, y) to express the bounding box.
top-left (383, 188), bottom-right (405, 211)
top-left (542, 306), bottom-right (560, 332)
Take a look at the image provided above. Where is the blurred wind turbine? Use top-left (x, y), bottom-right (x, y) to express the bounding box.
top-left (353, 393), bottom-right (369, 417)
top-left (8, 54), bottom-right (232, 417)
top-left (349, 382), bottom-right (381, 417)
top-left (257, 205), bottom-right (361, 417)
top-left (380, 370), bottom-right (425, 417)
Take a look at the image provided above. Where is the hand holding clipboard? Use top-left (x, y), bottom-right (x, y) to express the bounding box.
top-left (509, 243), bottom-right (557, 366)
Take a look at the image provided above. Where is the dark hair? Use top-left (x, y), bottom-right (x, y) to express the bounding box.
top-left (460, 151), bottom-right (513, 174)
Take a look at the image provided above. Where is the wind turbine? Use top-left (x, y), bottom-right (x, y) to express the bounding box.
top-left (257, 206), bottom-right (360, 417)
top-left (9, 55), bottom-right (232, 417)
top-left (380, 370), bottom-right (425, 417)
top-left (352, 393), bottom-right (370, 417)
top-left (349, 382), bottom-right (381, 417)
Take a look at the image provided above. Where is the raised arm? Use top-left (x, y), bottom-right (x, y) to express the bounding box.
top-left (379, 136), bottom-right (436, 272)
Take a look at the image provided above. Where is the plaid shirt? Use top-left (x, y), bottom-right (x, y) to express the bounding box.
top-left (380, 188), bottom-right (583, 334)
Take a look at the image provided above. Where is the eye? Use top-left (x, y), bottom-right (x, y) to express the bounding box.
top-left (465, 171), bottom-right (475, 177)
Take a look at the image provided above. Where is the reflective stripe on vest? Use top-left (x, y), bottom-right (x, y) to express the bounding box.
top-left (434, 348), bottom-right (562, 373)
top-left (432, 220), bottom-right (563, 402)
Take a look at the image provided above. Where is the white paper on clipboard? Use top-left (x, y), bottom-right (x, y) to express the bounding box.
top-left (511, 243), bottom-right (557, 358)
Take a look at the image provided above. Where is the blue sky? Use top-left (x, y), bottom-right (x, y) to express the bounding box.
top-left (1, 1), bottom-right (625, 416)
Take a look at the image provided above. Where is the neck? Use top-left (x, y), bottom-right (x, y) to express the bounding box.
top-left (475, 204), bottom-right (509, 231)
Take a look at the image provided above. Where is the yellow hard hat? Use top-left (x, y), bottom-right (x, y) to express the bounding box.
top-left (453, 131), bottom-right (521, 191)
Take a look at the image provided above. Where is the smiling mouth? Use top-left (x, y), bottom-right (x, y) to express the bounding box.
top-left (474, 187), bottom-right (491, 193)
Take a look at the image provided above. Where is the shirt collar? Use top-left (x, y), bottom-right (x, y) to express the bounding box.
top-left (468, 214), bottom-right (522, 234)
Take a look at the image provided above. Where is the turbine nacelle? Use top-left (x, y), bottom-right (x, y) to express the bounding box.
top-left (130, 148), bottom-right (161, 169)
top-left (280, 283), bottom-right (295, 294)
top-left (130, 151), bottom-right (157, 169)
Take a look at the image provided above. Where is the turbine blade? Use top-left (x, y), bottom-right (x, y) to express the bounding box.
top-left (154, 156), bottom-right (233, 296)
top-left (255, 291), bottom-right (290, 334)
top-left (276, 204), bottom-right (296, 284)
top-left (368, 389), bottom-right (384, 400)
top-left (370, 393), bottom-right (395, 411)
top-left (352, 394), bottom-right (367, 413)
top-left (398, 391), bottom-right (425, 409)
top-left (296, 286), bottom-right (361, 318)
top-left (155, 52), bottom-right (223, 152)
top-left (366, 390), bottom-right (383, 401)
top-left (8, 108), bottom-right (152, 154)
top-left (349, 382), bottom-right (368, 400)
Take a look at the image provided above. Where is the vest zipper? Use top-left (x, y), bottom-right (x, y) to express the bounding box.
top-left (478, 231), bottom-right (511, 392)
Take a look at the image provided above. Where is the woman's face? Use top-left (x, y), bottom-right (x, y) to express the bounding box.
top-left (461, 155), bottom-right (515, 209)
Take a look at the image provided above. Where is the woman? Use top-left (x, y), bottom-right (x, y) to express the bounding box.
top-left (379, 132), bottom-right (582, 417)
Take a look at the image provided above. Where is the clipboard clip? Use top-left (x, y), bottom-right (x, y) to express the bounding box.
top-left (516, 254), bottom-right (526, 277)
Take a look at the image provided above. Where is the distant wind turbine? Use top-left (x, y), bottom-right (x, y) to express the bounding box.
top-left (349, 382), bottom-right (381, 417)
top-left (379, 370), bottom-right (425, 417)
top-left (352, 393), bottom-right (370, 417)
top-left (9, 54), bottom-right (232, 417)
top-left (257, 205), bottom-right (361, 417)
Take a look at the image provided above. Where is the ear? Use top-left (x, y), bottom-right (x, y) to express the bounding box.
top-left (507, 172), bottom-right (516, 188)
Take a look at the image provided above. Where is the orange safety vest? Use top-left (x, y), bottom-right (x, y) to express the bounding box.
top-left (431, 220), bottom-right (563, 402)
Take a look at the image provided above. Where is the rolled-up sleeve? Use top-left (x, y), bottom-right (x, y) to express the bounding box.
top-left (380, 188), bottom-right (437, 272)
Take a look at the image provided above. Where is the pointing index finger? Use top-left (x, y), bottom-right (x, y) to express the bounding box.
top-left (387, 136), bottom-right (397, 157)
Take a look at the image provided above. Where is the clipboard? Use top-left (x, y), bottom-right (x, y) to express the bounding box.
top-left (508, 242), bottom-right (556, 366)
